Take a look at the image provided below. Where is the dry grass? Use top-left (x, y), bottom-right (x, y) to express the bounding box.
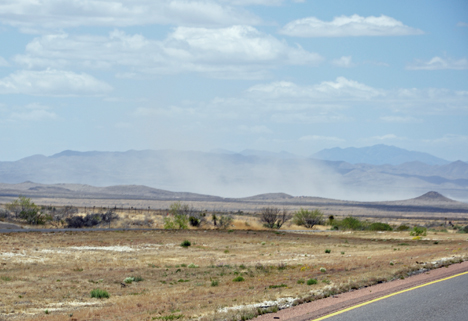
top-left (1, 229), bottom-right (468, 320)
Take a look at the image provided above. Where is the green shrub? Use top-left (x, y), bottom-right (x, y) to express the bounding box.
top-left (297, 279), bottom-right (305, 284)
top-left (164, 202), bottom-right (189, 229)
top-left (307, 278), bottom-right (318, 285)
top-left (325, 249), bottom-right (331, 253)
top-left (124, 277), bottom-right (134, 284)
top-left (90, 288), bottom-right (109, 299)
top-left (410, 226), bottom-right (427, 236)
top-left (211, 280), bottom-right (219, 287)
top-left (233, 276), bottom-right (245, 282)
top-left (368, 222), bottom-right (393, 231)
top-left (397, 224), bottom-right (410, 231)
top-left (188, 263), bottom-right (198, 268)
top-left (292, 208), bottom-right (324, 228)
top-left (180, 240), bottom-right (191, 248)
top-left (133, 276), bottom-right (144, 282)
top-left (269, 284), bottom-right (287, 289)
top-left (338, 216), bottom-right (365, 230)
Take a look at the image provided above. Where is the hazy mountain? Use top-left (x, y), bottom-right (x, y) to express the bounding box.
top-left (312, 144), bottom-right (449, 166)
top-left (1, 149), bottom-right (467, 201)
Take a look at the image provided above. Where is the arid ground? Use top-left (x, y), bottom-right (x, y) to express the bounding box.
top-left (1, 228), bottom-right (468, 320)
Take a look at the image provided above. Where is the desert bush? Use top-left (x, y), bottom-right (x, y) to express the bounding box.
top-left (217, 215), bottom-right (233, 229)
top-left (297, 279), bottom-right (305, 284)
top-left (66, 210), bottom-right (118, 228)
top-left (397, 224), bottom-right (410, 231)
top-left (6, 196), bottom-right (51, 225)
top-left (133, 276), bottom-right (144, 282)
top-left (325, 249), bottom-right (331, 253)
top-left (164, 202), bottom-right (189, 229)
top-left (90, 288), bottom-right (109, 299)
top-left (211, 280), bottom-right (219, 287)
top-left (180, 240), bottom-right (191, 248)
top-left (410, 226), bottom-right (427, 236)
top-left (269, 284), bottom-right (287, 289)
top-left (233, 276), bottom-right (245, 282)
top-left (292, 208), bottom-right (324, 229)
top-left (307, 278), bottom-right (318, 285)
top-left (332, 216), bottom-right (369, 230)
top-left (368, 222), bottom-right (393, 231)
top-left (260, 207), bottom-right (290, 229)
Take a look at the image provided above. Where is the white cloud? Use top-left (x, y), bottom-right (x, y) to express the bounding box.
top-left (299, 135), bottom-right (344, 142)
top-left (0, 56), bottom-right (9, 67)
top-left (424, 134), bottom-right (468, 145)
top-left (248, 77), bottom-right (382, 101)
top-left (380, 116), bottom-right (422, 123)
top-left (15, 28), bottom-right (323, 79)
top-left (0, 69), bottom-right (113, 96)
top-left (0, 0), bottom-right (261, 31)
top-left (10, 109), bottom-right (57, 121)
top-left (331, 56), bottom-right (355, 68)
top-left (371, 134), bottom-right (405, 140)
top-left (407, 56), bottom-right (468, 70)
top-left (280, 14), bottom-right (423, 37)
top-left (6, 102), bottom-right (57, 122)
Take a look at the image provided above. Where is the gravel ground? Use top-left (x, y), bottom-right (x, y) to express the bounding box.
top-left (255, 260), bottom-right (468, 321)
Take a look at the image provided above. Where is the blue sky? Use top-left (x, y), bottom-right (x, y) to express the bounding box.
top-left (0, 0), bottom-right (467, 161)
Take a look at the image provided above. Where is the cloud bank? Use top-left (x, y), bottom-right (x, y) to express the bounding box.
top-left (0, 69), bottom-right (112, 96)
top-left (15, 27), bottom-right (323, 79)
top-left (280, 14), bottom-right (423, 37)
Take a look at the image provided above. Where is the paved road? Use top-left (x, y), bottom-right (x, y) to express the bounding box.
top-left (319, 272), bottom-right (468, 321)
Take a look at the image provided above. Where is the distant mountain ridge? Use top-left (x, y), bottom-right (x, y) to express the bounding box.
top-left (1, 148), bottom-right (467, 201)
top-left (312, 144), bottom-right (449, 165)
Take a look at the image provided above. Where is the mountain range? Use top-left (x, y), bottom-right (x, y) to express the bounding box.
top-left (311, 144), bottom-right (450, 165)
top-left (1, 145), bottom-right (467, 202)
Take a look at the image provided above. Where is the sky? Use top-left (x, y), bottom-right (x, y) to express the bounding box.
top-left (0, 0), bottom-right (467, 162)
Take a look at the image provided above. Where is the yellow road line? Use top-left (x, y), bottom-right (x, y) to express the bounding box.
top-left (311, 270), bottom-right (468, 321)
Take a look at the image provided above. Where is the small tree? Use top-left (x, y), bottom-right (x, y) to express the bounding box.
top-left (5, 198), bottom-right (21, 219)
top-left (260, 207), bottom-right (290, 229)
top-left (292, 208), bottom-right (323, 229)
top-left (164, 202), bottom-right (189, 229)
top-left (7, 196), bottom-right (51, 225)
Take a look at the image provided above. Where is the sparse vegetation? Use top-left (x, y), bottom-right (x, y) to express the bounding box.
top-left (180, 240), bottom-right (191, 248)
top-left (5, 196), bottom-right (52, 225)
top-left (307, 278), bottom-right (318, 285)
top-left (410, 226), bottom-right (427, 236)
top-left (260, 207), bottom-right (290, 229)
top-left (90, 288), bottom-right (109, 299)
top-left (0, 222), bottom-right (467, 321)
top-left (233, 276), bottom-right (245, 282)
top-left (292, 208), bottom-right (324, 229)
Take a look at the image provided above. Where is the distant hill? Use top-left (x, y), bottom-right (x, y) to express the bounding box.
top-left (0, 149), bottom-right (467, 201)
top-left (312, 144), bottom-right (449, 166)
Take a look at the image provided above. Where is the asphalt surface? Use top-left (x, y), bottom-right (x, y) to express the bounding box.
top-left (320, 272), bottom-right (468, 321)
